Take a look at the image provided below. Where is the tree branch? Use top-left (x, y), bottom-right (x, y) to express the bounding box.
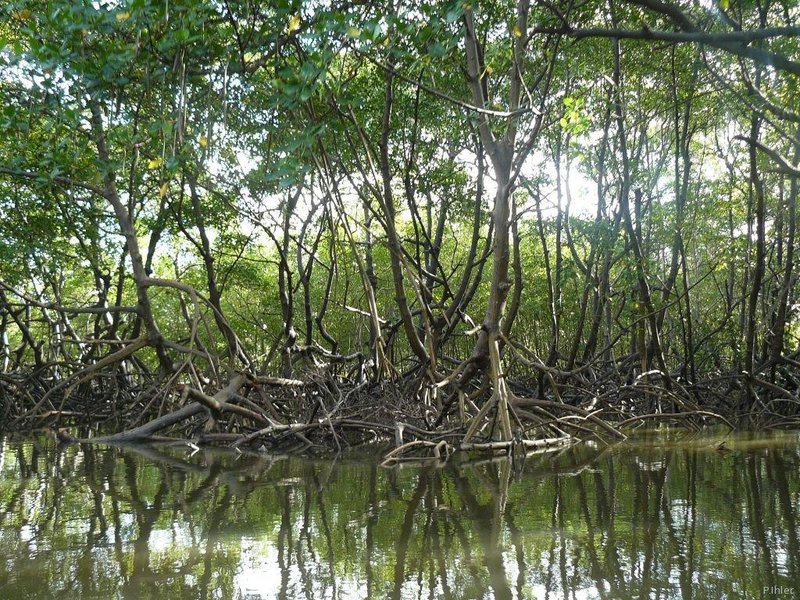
top-left (535, 26), bottom-right (800, 77)
top-left (0, 166), bottom-right (106, 196)
top-left (734, 136), bottom-right (800, 177)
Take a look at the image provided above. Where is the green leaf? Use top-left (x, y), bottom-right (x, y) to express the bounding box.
top-left (446, 7), bottom-right (463, 23)
top-left (428, 42), bottom-right (446, 58)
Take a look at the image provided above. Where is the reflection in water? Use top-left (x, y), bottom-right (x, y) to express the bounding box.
top-left (0, 432), bottom-right (799, 599)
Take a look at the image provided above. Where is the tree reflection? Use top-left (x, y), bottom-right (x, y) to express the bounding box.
top-left (0, 434), bottom-right (799, 599)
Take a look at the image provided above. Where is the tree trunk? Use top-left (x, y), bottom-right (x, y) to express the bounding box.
top-left (89, 101), bottom-right (172, 373)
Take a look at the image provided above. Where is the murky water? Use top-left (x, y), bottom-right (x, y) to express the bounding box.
top-left (0, 431), bottom-right (798, 599)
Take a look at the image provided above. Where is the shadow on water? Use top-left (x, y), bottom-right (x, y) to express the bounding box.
top-left (0, 431), bottom-right (798, 599)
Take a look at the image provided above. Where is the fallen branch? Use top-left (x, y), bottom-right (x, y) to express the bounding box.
top-left (72, 375), bottom-right (249, 444)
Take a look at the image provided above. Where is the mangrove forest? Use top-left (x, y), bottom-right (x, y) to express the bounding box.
top-left (2, 0), bottom-right (800, 459)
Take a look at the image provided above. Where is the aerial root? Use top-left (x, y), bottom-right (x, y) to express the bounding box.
top-left (11, 340), bottom-right (776, 465)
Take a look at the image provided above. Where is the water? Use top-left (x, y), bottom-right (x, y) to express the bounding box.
top-left (0, 431), bottom-right (798, 599)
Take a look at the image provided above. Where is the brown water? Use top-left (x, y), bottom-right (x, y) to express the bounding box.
top-left (0, 430), bottom-right (798, 599)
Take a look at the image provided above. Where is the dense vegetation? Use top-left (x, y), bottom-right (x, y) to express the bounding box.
top-left (1, 0), bottom-right (800, 455)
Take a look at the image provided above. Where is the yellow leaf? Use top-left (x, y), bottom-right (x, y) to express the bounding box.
top-left (116, 11), bottom-right (130, 21)
top-left (147, 158), bottom-right (163, 169)
top-left (159, 182), bottom-right (169, 198)
top-left (199, 136), bottom-right (208, 148)
top-left (14, 9), bottom-right (32, 20)
top-left (347, 27), bottom-right (362, 39)
top-left (286, 15), bottom-right (301, 35)
top-left (512, 25), bottom-right (522, 38)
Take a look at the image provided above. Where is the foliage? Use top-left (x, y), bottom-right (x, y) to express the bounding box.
top-left (2, 0), bottom-right (800, 435)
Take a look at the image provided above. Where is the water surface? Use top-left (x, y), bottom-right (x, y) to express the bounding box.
top-left (0, 431), bottom-right (798, 599)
